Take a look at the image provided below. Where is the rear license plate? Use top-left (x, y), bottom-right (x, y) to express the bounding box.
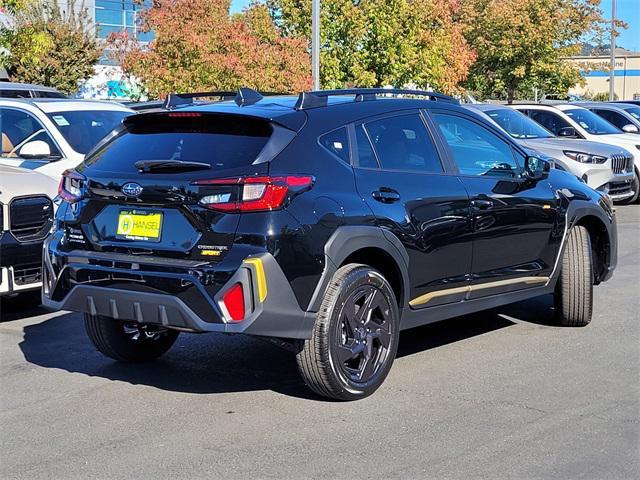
top-left (116, 210), bottom-right (163, 242)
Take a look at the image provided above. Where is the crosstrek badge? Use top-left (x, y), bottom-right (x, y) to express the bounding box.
top-left (116, 210), bottom-right (163, 241)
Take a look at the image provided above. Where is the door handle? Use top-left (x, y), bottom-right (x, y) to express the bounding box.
top-left (372, 188), bottom-right (400, 203)
top-left (470, 198), bottom-right (494, 209)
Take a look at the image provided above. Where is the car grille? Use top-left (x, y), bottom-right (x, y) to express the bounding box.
top-left (13, 264), bottom-right (42, 285)
top-left (10, 196), bottom-right (53, 242)
top-left (608, 181), bottom-right (633, 197)
top-left (610, 154), bottom-right (633, 174)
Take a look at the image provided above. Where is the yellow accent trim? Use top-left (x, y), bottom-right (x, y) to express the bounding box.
top-left (244, 258), bottom-right (267, 302)
top-left (409, 276), bottom-right (549, 308)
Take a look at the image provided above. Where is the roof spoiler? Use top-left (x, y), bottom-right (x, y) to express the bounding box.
top-left (162, 87), bottom-right (285, 109)
top-left (293, 88), bottom-right (458, 110)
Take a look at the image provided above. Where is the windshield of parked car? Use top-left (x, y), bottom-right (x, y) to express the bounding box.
top-left (484, 108), bottom-right (554, 139)
top-left (46, 110), bottom-right (131, 154)
top-left (623, 107), bottom-right (640, 121)
top-left (564, 108), bottom-right (622, 135)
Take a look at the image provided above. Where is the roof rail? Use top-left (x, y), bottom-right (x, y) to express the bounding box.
top-left (162, 88), bottom-right (287, 109)
top-left (294, 88), bottom-right (458, 110)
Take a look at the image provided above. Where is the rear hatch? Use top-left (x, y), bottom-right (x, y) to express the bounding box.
top-left (66, 111), bottom-right (293, 261)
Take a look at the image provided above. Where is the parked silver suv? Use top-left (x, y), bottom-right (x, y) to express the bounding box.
top-left (464, 104), bottom-right (635, 202)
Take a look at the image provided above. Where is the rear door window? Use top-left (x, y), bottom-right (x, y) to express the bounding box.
top-left (0, 89), bottom-right (33, 98)
top-left (363, 114), bottom-right (443, 173)
top-left (86, 113), bottom-right (273, 172)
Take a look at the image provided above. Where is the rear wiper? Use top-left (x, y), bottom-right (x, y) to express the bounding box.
top-left (134, 160), bottom-right (211, 173)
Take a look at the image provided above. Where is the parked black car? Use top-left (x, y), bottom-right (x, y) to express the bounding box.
top-left (43, 88), bottom-right (617, 400)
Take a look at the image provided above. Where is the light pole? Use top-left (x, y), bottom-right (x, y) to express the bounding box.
top-left (312, 0), bottom-right (320, 90)
top-left (609, 0), bottom-right (616, 101)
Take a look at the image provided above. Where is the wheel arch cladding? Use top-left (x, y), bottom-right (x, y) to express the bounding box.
top-left (306, 226), bottom-right (410, 312)
top-left (566, 199), bottom-right (616, 285)
top-left (574, 214), bottom-right (610, 284)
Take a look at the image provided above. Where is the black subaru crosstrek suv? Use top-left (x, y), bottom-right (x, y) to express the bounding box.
top-left (43, 88), bottom-right (617, 400)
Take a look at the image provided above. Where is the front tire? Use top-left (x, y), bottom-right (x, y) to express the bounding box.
top-left (622, 167), bottom-right (639, 204)
top-left (554, 226), bottom-right (593, 327)
top-left (296, 264), bottom-right (400, 401)
top-left (84, 314), bottom-right (179, 362)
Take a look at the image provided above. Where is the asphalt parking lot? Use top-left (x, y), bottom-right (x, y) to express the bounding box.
top-left (1, 206), bottom-right (638, 480)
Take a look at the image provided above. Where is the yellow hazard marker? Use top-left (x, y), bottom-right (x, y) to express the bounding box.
top-left (243, 258), bottom-right (267, 302)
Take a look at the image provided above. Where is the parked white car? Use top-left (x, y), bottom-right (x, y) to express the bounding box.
top-left (0, 98), bottom-right (133, 181)
top-left (511, 103), bottom-right (640, 203)
top-left (0, 164), bottom-right (58, 296)
top-left (464, 104), bottom-right (636, 202)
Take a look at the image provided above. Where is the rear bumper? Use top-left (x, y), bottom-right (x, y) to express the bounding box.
top-left (42, 238), bottom-right (315, 338)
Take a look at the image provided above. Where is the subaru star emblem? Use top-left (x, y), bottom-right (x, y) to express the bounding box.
top-left (122, 182), bottom-right (143, 197)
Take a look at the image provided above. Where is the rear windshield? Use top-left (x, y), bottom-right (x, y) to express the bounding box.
top-left (85, 114), bottom-right (272, 171)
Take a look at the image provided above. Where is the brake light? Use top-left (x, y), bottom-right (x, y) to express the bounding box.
top-left (194, 175), bottom-right (314, 212)
top-left (222, 283), bottom-right (245, 322)
top-left (58, 170), bottom-right (86, 203)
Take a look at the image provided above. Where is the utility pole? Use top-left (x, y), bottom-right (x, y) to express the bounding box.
top-left (609, 0), bottom-right (616, 101)
top-left (312, 0), bottom-right (320, 90)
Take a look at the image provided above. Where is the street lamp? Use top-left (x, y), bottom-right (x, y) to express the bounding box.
top-left (312, 0), bottom-right (320, 90)
top-left (609, 0), bottom-right (616, 101)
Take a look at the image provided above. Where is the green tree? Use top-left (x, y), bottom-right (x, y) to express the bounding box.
top-left (2, 0), bottom-right (100, 94)
top-left (110, 0), bottom-right (311, 98)
top-left (460, 0), bottom-right (622, 102)
top-left (267, 0), bottom-right (475, 93)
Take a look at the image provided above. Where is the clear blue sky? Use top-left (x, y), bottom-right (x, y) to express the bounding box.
top-left (232, 0), bottom-right (640, 51)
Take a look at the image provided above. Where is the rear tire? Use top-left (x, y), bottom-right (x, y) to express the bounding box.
top-left (296, 264), bottom-right (400, 401)
top-left (554, 226), bottom-right (593, 327)
top-left (84, 314), bottom-right (179, 362)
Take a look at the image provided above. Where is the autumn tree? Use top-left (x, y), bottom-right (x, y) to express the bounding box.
top-left (460, 0), bottom-right (620, 102)
top-left (267, 0), bottom-right (474, 93)
top-left (111, 0), bottom-right (311, 98)
top-left (1, 0), bottom-right (100, 94)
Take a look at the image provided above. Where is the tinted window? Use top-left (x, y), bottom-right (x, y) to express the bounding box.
top-left (485, 108), bottom-right (553, 139)
top-left (592, 109), bottom-right (629, 129)
top-left (319, 127), bottom-right (350, 163)
top-left (47, 110), bottom-right (130, 154)
top-left (527, 110), bottom-right (572, 135)
top-left (36, 90), bottom-right (66, 99)
top-left (564, 108), bottom-right (620, 135)
top-left (432, 113), bottom-right (519, 178)
top-left (355, 124), bottom-right (378, 168)
top-left (623, 107), bottom-right (640, 121)
top-left (86, 114), bottom-right (272, 172)
top-left (364, 114), bottom-right (442, 173)
top-left (0, 108), bottom-right (61, 159)
top-left (0, 89), bottom-right (32, 98)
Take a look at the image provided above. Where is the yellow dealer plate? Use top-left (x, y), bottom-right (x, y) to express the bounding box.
top-left (116, 210), bottom-right (163, 242)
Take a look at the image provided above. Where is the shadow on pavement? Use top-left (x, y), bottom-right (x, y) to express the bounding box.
top-left (17, 294), bottom-right (557, 399)
top-left (0, 291), bottom-right (51, 323)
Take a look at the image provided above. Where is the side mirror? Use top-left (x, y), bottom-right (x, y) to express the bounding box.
top-left (524, 156), bottom-right (550, 181)
top-left (19, 140), bottom-right (51, 159)
top-left (622, 124), bottom-right (639, 133)
top-left (557, 126), bottom-right (577, 137)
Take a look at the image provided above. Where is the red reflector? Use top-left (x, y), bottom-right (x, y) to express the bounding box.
top-left (223, 283), bottom-right (245, 322)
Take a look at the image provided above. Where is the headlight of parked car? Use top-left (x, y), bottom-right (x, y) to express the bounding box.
top-left (563, 151), bottom-right (608, 164)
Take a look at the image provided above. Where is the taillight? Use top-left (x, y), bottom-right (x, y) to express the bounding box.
top-left (58, 170), bottom-right (86, 203)
top-left (222, 283), bottom-right (245, 322)
top-left (193, 175), bottom-right (314, 212)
